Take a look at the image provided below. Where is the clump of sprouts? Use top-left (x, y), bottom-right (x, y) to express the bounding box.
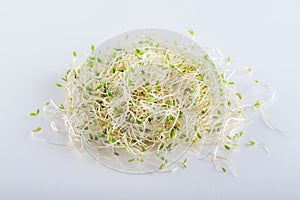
top-left (30, 29), bottom-right (282, 174)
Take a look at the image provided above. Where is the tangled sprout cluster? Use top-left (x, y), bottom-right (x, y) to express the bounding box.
top-left (31, 29), bottom-right (278, 174)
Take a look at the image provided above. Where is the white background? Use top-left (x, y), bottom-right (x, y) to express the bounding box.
top-left (0, 0), bottom-right (299, 199)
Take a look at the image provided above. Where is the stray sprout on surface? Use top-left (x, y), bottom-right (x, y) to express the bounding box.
top-left (247, 140), bottom-right (271, 154)
top-left (30, 28), bottom-right (283, 174)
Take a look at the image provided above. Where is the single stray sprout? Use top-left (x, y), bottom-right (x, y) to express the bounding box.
top-left (45, 102), bottom-right (50, 106)
top-left (73, 51), bottom-right (77, 57)
top-left (247, 67), bottom-right (253, 72)
top-left (32, 126), bottom-right (41, 133)
top-left (30, 109), bottom-right (40, 116)
top-left (56, 83), bottom-right (62, 87)
top-left (247, 141), bottom-right (271, 154)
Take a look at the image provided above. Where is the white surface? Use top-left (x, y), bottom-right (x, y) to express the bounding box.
top-left (0, 0), bottom-right (299, 199)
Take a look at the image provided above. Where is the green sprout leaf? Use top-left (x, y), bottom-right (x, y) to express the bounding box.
top-left (221, 167), bottom-right (227, 173)
top-left (165, 100), bottom-right (172, 106)
top-left (236, 93), bottom-right (242, 100)
top-left (32, 126), bottom-right (41, 133)
top-left (56, 83), bottom-right (62, 87)
top-left (179, 112), bottom-right (184, 119)
top-left (72, 51), bottom-right (77, 57)
top-left (227, 57), bottom-right (231, 63)
top-left (188, 29), bottom-right (195, 36)
top-left (159, 163), bottom-right (166, 170)
top-left (220, 73), bottom-right (225, 79)
top-left (170, 129), bottom-right (175, 139)
top-left (128, 158), bottom-right (135, 162)
top-left (228, 101), bottom-right (232, 107)
top-left (135, 49), bottom-right (144, 55)
top-left (254, 101), bottom-right (260, 108)
top-left (109, 135), bottom-right (115, 143)
top-left (212, 116), bottom-right (219, 119)
top-left (224, 144), bottom-right (231, 150)
top-left (197, 132), bottom-right (202, 139)
top-left (128, 67), bottom-right (134, 73)
top-left (182, 158), bottom-right (188, 169)
top-left (30, 109), bottom-right (40, 116)
top-left (91, 45), bottom-right (95, 52)
top-left (248, 141), bottom-right (256, 146)
top-left (97, 58), bottom-right (102, 63)
top-left (237, 131), bottom-right (243, 137)
top-left (136, 119), bottom-right (143, 125)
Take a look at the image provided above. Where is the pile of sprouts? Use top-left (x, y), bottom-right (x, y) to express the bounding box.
top-left (30, 29), bottom-right (283, 174)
